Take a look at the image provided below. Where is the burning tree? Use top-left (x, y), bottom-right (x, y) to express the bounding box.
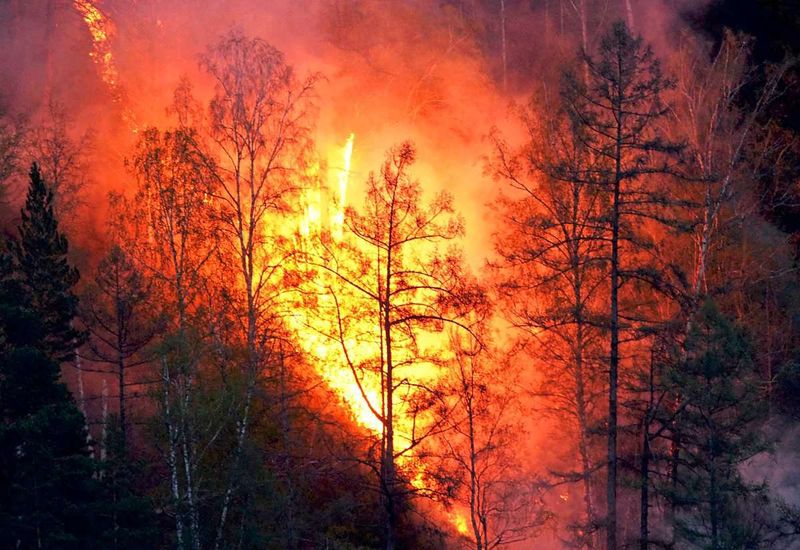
top-left (307, 142), bottom-right (485, 549)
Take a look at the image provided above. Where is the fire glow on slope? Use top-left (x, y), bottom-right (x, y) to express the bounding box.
top-left (69, 1), bottom-right (470, 533)
top-left (291, 135), bottom-right (446, 475)
top-left (73, 0), bottom-right (138, 129)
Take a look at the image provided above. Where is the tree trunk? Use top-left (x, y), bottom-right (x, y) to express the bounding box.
top-left (575, 295), bottom-right (596, 548)
top-left (709, 434), bottom-right (719, 550)
top-left (579, 0), bottom-right (589, 85)
top-left (624, 0), bottom-right (634, 30)
top-left (499, 0), bottom-right (507, 92)
top-left (640, 350), bottom-right (656, 550)
top-left (162, 358), bottom-right (186, 549)
top-left (383, 280), bottom-right (396, 550)
top-left (117, 297), bottom-right (127, 453)
top-left (640, 426), bottom-right (650, 550)
top-left (607, 63), bottom-right (624, 550)
top-left (382, 206), bottom-right (397, 550)
top-left (101, 379), bottom-right (108, 464)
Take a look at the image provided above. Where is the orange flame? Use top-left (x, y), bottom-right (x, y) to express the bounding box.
top-left (73, 0), bottom-right (119, 90)
top-left (73, 0), bottom-right (138, 129)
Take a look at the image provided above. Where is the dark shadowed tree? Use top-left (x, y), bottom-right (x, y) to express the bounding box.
top-left (561, 21), bottom-right (682, 546)
top-left (11, 163), bottom-right (85, 363)
top-left (27, 101), bottom-right (92, 226)
top-left (666, 301), bottom-right (768, 549)
top-left (491, 83), bottom-right (608, 548)
top-left (81, 245), bottom-right (161, 454)
top-left (442, 335), bottom-right (550, 549)
top-left (0, 165), bottom-right (101, 548)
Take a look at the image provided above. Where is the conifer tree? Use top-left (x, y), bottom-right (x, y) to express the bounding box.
top-left (0, 163), bottom-right (100, 548)
top-left (561, 22), bottom-right (682, 546)
top-left (12, 162), bottom-right (85, 363)
top-left (666, 300), bottom-right (768, 549)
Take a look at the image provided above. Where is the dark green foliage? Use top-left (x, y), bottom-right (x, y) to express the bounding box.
top-left (776, 360), bottom-right (800, 420)
top-left (0, 243), bottom-right (101, 547)
top-left (0, 165), bottom-right (155, 548)
top-left (11, 163), bottom-right (85, 363)
top-left (95, 416), bottom-right (159, 549)
top-left (667, 300), bottom-right (769, 549)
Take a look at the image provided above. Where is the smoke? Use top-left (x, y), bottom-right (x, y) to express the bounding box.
top-left (0, 1), bottom-right (725, 547)
top-left (0, 0), bottom-right (717, 267)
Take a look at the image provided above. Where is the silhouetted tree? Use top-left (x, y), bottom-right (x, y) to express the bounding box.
top-left (561, 21), bottom-right (682, 546)
top-left (82, 245), bottom-right (161, 454)
top-left (0, 164), bottom-right (100, 548)
top-left (11, 163), bottom-right (85, 362)
top-left (666, 301), bottom-right (768, 549)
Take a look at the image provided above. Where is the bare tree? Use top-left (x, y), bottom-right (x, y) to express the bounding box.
top-left (443, 336), bottom-right (550, 549)
top-left (561, 22), bottom-right (682, 547)
top-left (308, 142), bottom-right (484, 549)
top-left (194, 31), bottom-right (317, 549)
top-left (671, 31), bottom-right (792, 304)
top-left (27, 101), bottom-right (92, 225)
top-left (491, 86), bottom-right (608, 547)
top-left (0, 103), bottom-right (25, 220)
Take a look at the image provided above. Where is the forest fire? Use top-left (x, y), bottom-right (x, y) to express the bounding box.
top-left (292, 132), bottom-right (389, 435)
top-left (1, 1), bottom-right (800, 549)
top-left (72, 0), bottom-right (118, 92)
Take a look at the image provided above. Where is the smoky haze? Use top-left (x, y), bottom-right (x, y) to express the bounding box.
top-left (0, 0), bottom-right (710, 266)
top-left (13, 2), bottom-right (792, 549)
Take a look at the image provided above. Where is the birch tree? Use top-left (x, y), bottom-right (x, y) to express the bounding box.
top-left (128, 125), bottom-right (217, 549)
top-left (195, 32), bottom-right (317, 547)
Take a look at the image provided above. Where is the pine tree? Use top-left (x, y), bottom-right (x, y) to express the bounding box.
top-left (665, 300), bottom-right (768, 549)
top-left (0, 164), bottom-right (101, 547)
top-left (561, 22), bottom-right (683, 546)
top-left (12, 162), bottom-right (85, 363)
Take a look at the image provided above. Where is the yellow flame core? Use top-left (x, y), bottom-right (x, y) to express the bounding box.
top-left (287, 137), bottom-right (467, 537)
top-left (452, 512), bottom-right (470, 536)
top-left (332, 133), bottom-right (354, 239)
top-left (73, 0), bottom-right (119, 90)
top-left (291, 134), bottom-right (440, 472)
top-left (294, 134), bottom-right (387, 434)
